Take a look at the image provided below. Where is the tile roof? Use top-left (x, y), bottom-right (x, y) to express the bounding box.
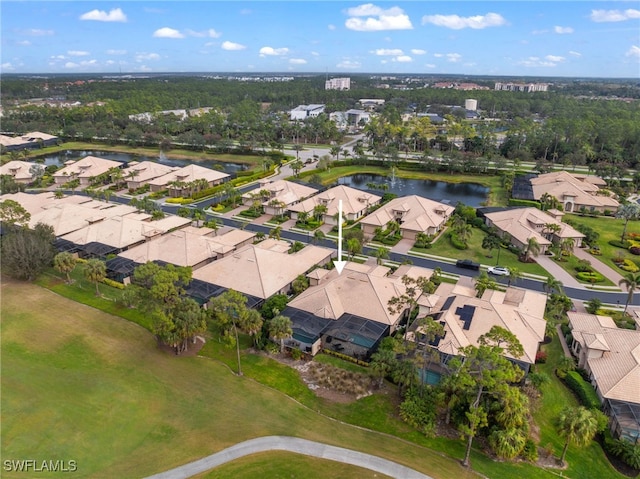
top-left (531, 171), bottom-right (619, 209)
top-left (289, 185), bottom-right (381, 217)
top-left (121, 161), bottom-right (178, 183)
top-left (0, 161), bottom-right (43, 181)
top-left (360, 195), bottom-right (454, 232)
top-left (53, 156), bottom-right (123, 181)
top-left (243, 180), bottom-right (318, 207)
top-left (148, 164), bottom-right (229, 187)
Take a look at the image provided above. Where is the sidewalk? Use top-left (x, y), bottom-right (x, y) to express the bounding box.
top-left (573, 247), bottom-right (625, 285)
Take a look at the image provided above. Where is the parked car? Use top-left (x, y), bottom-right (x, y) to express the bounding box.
top-left (456, 259), bottom-right (480, 271)
top-left (487, 266), bottom-right (510, 276)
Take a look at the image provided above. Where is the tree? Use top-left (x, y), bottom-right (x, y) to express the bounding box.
top-left (53, 252), bottom-right (77, 284)
top-left (292, 273), bottom-right (309, 294)
top-left (374, 246), bottom-right (389, 265)
top-left (544, 276), bottom-right (564, 297)
top-left (313, 229), bottom-right (325, 244)
top-left (388, 275), bottom-right (434, 340)
top-left (452, 326), bottom-right (525, 468)
top-left (482, 233), bottom-right (501, 263)
top-left (522, 237), bottom-right (541, 262)
top-left (268, 314), bottom-right (293, 353)
top-left (474, 271), bottom-right (498, 298)
top-left (209, 289), bottom-right (250, 375)
top-left (506, 266), bottom-right (522, 287)
top-left (370, 348), bottom-right (397, 388)
top-left (0, 199), bottom-right (31, 226)
top-left (84, 258), bottom-right (106, 296)
top-left (619, 272), bottom-right (640, 314)
top-left (238, 308), bottom-right (263, 347)
top-left (290, 160), bottom-right (304, 177)
top-left (346, 237), bottom-right (362, 260)
top-left (617, 203), bottom-right (640, 242)
top-left (161, 297), bottom-right (207, 354)
top-left (1, 222), bottom-right (55, 281)
top-left (557, 406), bottom-right (606, 465)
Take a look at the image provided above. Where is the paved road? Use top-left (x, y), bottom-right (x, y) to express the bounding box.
top-left (144, 436), bottom-right (433, 479)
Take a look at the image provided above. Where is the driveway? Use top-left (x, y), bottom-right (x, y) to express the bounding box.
top-left (144, 436), bottom-right (433, 479)
top-left (534, 255), bottom-right (583, 289)
top-left (573, 247), bottom-right (625, 285)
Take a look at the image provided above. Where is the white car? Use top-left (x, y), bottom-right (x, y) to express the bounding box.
top-left (487, 266), bottom-right (510, 276)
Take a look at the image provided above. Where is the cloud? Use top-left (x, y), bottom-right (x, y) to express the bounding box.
top-left (446, 53), bottom-right (462, 63)
top-left (531, 29), bottom-right (548, 35)
top-left (545, 55), bottom-right (565, 62)
top-left (68, 50), bottom-right (89, 57)
top-left (311, 51), bottom-right (320, 56)
top-left (1, 63), bottom-right (15, 71)
top-left (518, 56), bottom-right (562, 67)
top-left (392, 55), bottom-right (412, 63)
top-left (17, 40), bottom-right (31, 46)
top-left (433, 53), bottom-right (443, 58)
top-left (336, 59), bottom-right (361, 69)
top-left (626, 45), bottom-right (640, 60)
top-left (153, 27), bottom-right (184, 39)
top-left (24, 28), bottom-right (54, 36)
top-left (135, 52), bottom-right (161, 62)
top-left (411, 49), bottom-right (426, 55)
top-left (345, 4), bottom-right (413, 31)
top-left (289, 58), bottom-right (307, 65)
top-left (185, 28), bottom-right (222, 38)
top-left (424, 63), bottom-right (436, 68)
top-left (64, 62), bottom-right (79, 69)
top-left (372, 48), bottom-right (404, 56)
top-left (590, 9), bottom-right (640, 22)
top-left (106, 49), bottom-right (127, 55)
top-left (259, 46), bottom-right (289, 56)
top-left (554, 26), bottom-right (574, 34)
top-left (80, 8), bottom-right (127, 22)
top-left (221, 41), bottom-right (246, 51)
top-left (422, 12), bottom-right (506, 30)
top-left (569, 51), bottom-right (582, 57)
top-left (328, 24), bottom-right (336, 30)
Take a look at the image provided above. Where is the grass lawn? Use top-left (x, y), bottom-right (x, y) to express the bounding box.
top-left (531, 337), bottom-right (627, 479)
top-left (565, 213), bottom-right (640, 272)
top-left (2, 279), bottom-right (483, 479)
top-left (26, 141), bottom-right (265, 167)
top-left (421, 227), bottom-right (549, 277)
top-left (551, 254), bottom-right (616, 286)
top-left (194, 451), bottom-right (393, 479)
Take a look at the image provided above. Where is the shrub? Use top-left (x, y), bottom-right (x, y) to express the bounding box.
top-left (322, 349), bottom-right (369, 367)
top-left (609, 239), bottom-right (632, 249)
top-left (629, 246), bottom-right (640, 255)
top-left (535, 350), bottom-right (547, 364)
top-left (102, 277), bottom-right (125, 290)
top-left (575, 259), bottom-right (593, 272)
top-left (576, 271), bottom-right (605, 283)
top-left (508, 199), bottom-right (541, 209)
top-left (165, 197), bottom-right (193, 204)
top-left (604, 435), bottom-right (640, 470)
top-left (563, 371), bottom-right (601, 409)
top-left (449, 232), bottom-right (467, 250)
top-left (619, 259), bottom-right (639, 273)
top-left (522, 439), bottom-right (539, 462)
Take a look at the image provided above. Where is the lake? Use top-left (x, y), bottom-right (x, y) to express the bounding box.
top-left (35, 150), bottom-right (249, 176)
top-left (337, 174), bottom-right (489, 207)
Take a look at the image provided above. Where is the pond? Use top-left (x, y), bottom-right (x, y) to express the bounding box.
top-left (337, 173), bottom-right (489, 207)
top-left (34, 150), bottom-right (249, 176)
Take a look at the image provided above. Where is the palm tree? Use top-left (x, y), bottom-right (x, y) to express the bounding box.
top-left (369, 348), bottom-right (397, 388)
top-left (312, 204), bottom-right (327, 222)
top-left (522, 237), bottom-right (541, 262)
top-left (557, 406), bottom-right (603, 465)
top-left (560, 237), bottom-right (575, 256)
top-left (313, 229), bottom-right (325, 244)
top-left (269, 315), bottom-right (293, 353)
top-left (544, 276), bottom-right (564, 297)
top-left (53, 252), bottom-right (77, 284)
top-left (374, 247), bottom-right (389, 265)
top-left (346, 237), bottom-right (362, 260)
top-left (619, 272), bottom-right (640, 313)
top-left (456, 223), bottom-right (473, 245)
top-left (239, 309), bottom-right (263, 348)
top-left (506, 267), bottom-right (522, 287)
top-left (84, 258), bottom-right (106, 296)
top-left (474, 271), bottom-right (498, 298)
top-left (269, 226), bottom-right (282, 240)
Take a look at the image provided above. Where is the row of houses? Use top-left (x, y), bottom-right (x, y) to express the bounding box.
top-left (0, 131), bottom-right (58, 151)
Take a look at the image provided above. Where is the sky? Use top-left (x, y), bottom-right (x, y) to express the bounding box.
top-left (1, 1), bottom-right (639, 78)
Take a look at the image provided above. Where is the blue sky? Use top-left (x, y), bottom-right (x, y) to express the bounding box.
top-left (1, 1), bottom-right (639, 78)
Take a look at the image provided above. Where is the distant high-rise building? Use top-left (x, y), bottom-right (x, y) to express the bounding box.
top-left (325, 77), bottom-right (351, 91)
top-left (465, 99), bottom-right (478, 111)
top-left (494, 82), bottom-right (549, 92)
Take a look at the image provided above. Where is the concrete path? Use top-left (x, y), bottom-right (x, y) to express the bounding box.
top-left (573, 247), bottom-right (625, 285)
top-left (534, 254), bottom-right (583, 288)
top-left (144, 436), bottom-right (433, 479)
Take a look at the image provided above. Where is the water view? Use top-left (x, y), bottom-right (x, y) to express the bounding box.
top-left (337, 173), bottom-right (489, 207)
top-left (35, 150), bottom-right (249, 176)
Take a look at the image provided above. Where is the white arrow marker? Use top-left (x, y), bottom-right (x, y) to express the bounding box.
top-left (333, 199), bottom-right (347, 275)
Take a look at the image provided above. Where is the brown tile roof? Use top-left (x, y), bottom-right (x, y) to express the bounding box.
top-left (289, 185), bottom-right (381, 217)
top-left (360, 195), bottom-right (454, 232)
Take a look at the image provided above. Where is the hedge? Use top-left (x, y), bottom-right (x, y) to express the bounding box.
top-left (576, 271), bottom-right (605, 283)
top-left (609, 239), bottom-right (632, 249)
top-left (563, 371), bottom-right (601, 410)
top-left (449, 232), bottom-right (468, 250)
top-left (102, 277), bottom-right (125, 290)
top-left (322, 349), bottom-right (369, 367)
top-left (619, 259), bottom-right (640, 273)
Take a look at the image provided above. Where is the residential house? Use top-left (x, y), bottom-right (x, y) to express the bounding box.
top-left (0, 131), bottom-right (58, 151)
top-left (360, 195), bottom-right (454, 241)
top-left (0, 161), bottom-right (44, 184)
top-left (52, 156), bottom-right (123, 187)
top-left (410, 282), bottom-right (547, 381)
top-left (242, 180), bottom-right (318, 216)
top-left (568, 312), bottom-right (640, 442)
top-left (283, 262), bottom-right (433, 357)
top-left (148, 164), bottom-right (229, 197)
top-left (121, 161), bottom-right (178, 190)
top-left (482, 207), bottom-right (585, 254)
top-left (191, 239), bottom-right (333, 304)
top-left (522, 171), bottom-right (619, 214)
top-left (289, 185), bottom-right (381, 225)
